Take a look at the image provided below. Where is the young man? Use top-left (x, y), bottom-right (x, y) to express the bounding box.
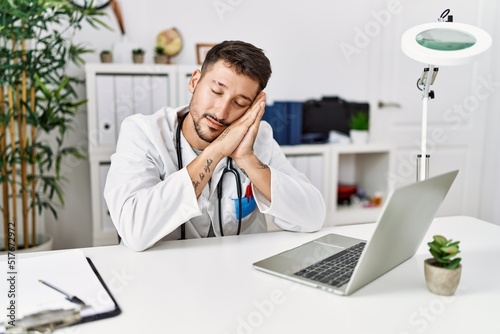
top-left (104, 40), bottom-right (325, 251)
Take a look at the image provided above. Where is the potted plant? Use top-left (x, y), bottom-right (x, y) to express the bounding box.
top-left (132, 48), bottom-right (145, 64)
top-left (349, 110), bottom-right (369, 144)
top-left (154, 45), bottom-right (167, 64)
top-left (424, 235), bottom-right (462, 296)
top-left (0, 0), bottom-right (105, 251)
top-left (100, 50), bottom-right (113, 63)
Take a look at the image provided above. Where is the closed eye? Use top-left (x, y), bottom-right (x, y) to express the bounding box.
top-left (210, 86), bottom-right (248, 108)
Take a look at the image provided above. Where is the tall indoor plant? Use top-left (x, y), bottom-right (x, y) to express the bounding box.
top-left (0, 0), bottom-right (106, 250)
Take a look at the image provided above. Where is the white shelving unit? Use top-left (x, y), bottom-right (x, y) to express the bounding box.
top-left (86, 64), bottom-right (392, 245)
top-left (86, 63), bottom-right (198, 246)
top-left (280, 143), bottom-right (332, 203)
top-left (282, 143), bottom-right (392, 226)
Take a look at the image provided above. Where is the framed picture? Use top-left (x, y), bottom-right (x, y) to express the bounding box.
top-left (196, 43), bottom-right (216, 65)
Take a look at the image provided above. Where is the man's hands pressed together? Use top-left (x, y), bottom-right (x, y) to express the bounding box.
top-left (185, 90), bottom-right (271, 201)
top-left (225, 92), bottom-right (271, 202)
top-left (217, 91), bottom-right (266, 159)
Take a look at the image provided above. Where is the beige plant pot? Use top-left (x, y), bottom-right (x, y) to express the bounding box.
top-left (132, 54), bottom-right (144, 64)
top-left (424, 258), bottom-right (462, 296)
top-left (100, 53), bottom-right (113, 63)
top-left (154, 54), bottom-right (168, 64)
top-left (1, 233), bottom-right (53, 254)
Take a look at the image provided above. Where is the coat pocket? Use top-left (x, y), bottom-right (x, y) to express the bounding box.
top-left (232, 195), bottom-right (256, 220)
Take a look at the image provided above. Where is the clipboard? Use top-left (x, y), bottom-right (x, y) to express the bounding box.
top-left (0, 250), bottom-right (121, 332)
top-left (79, 257), bottom-right (121, 324)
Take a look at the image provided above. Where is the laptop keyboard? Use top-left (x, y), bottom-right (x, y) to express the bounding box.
top-left (293, 242), bottom-right (366, 288)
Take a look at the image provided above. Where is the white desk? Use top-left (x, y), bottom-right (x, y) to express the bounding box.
top-left (51, 216), bottom-right (500, 333)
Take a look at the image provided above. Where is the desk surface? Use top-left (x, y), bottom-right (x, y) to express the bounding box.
top-left (48, 216), bottom-right (500, 333)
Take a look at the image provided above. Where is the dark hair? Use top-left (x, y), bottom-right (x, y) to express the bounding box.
top-left (201, 40), bottom-right (272, 91)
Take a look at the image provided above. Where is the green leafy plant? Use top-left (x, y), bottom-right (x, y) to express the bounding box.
top-left (349, 111), bottom-right (369, 131)
top-left (101, 49), bottom-right (111, 55)
top-left (132, 48), bottom-right (145, 55)
top-left (428, 235), bottom-right (462, 269)
top-left (0, 0), bottom-right (106, 249)
top-left (154, 45), bottom-right (165, 55)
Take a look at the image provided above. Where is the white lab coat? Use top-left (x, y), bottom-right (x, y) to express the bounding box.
top-left (104, 106), bottom-right (326, 251)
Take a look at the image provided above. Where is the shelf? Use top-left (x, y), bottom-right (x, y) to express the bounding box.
top-left (86, 63), bottom-right (181, 75)
top-left (282, 142), bottom-right (391, 155)
top-left (333, 143), bottom-right (392, 153)
top-left (334, 205), bottom-right (383, 223)
top-left (281, 142), bottom-right (391, 227)
top-left (281, 143), bottom-right (330, 155)
top-left (329, 144), bottom-right (392, 226)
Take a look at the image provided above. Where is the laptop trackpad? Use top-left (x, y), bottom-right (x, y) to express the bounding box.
top-left (280, 242), bottom-right (344, 269)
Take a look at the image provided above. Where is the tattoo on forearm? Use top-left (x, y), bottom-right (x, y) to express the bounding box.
top-left (218, 128), bottom-right (230, 141)
top-left (239, 162), bottom-right (267, 178)
top-left (257, 161), bottom-right (269, 170)
top-left (204, 159), bottom-right (213, 173)
top-left (193, 159), bottom-right (212, 192)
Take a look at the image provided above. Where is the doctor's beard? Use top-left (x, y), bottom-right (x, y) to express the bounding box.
top-left (189, 100), bottom-right (229, 144)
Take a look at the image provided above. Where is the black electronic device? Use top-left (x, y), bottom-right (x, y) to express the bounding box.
top-left (301, 96), bottom-right (369, 144)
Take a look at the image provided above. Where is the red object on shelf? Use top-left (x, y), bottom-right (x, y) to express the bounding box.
top-left (337, 184), bottom-right (357, 204)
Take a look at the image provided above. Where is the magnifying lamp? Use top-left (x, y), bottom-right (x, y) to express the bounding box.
top-left (401, 9), bottom-right (492, 181)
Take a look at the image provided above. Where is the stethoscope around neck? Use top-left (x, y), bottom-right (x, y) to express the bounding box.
top-left (176, 112), bottom-right (242, 239)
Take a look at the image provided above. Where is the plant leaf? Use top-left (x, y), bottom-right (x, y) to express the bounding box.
top-left (433, 235), bottom-right (448, 247)
top-left (446, 258), bottom-right (462, 270)
top-left (441, 245), bottom-right (459, 255)
top-left (428, 242), bottom-right (444, 256)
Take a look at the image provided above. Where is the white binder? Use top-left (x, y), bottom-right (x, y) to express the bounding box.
top-left (95, 75), bottom-right (116, 146)
top-left (98, 162), bottom-right (114, 232)
top-left (132, 75), bottom-right (152, 115)
top-left (151, 75), bottom-right (170, 113)
top-left (114, 75), bottom-right (134, 139)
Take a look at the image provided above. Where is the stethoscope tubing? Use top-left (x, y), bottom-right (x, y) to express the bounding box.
top-left (176, 112), bottom-right (242, 239)
top-left (217, 160), bottom-right (243, 236)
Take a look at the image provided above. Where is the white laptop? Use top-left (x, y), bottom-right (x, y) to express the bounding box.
top-left (253, 170), bottom-right (458, 296)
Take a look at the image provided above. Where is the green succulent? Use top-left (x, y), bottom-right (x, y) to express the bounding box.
top-left (428, 235), bottom-right (462, 269)
top-left (349, 111), bottom-right (369, 131)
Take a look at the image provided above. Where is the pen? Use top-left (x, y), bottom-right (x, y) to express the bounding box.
top-left (39, 279), bottom-right (86, 305)
top-left (245, 183), bottom-right (253, 202)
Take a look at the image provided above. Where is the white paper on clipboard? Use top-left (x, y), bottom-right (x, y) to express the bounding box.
top-left (0, 250), bottom-right (118, 321)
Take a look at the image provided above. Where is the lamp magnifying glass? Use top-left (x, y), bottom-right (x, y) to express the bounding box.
top-left (401, 9), bottom-right (492, 181)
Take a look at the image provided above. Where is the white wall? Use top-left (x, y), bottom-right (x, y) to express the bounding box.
top-left (47, 0), bottom-right (500, 249)
top-left (71, 0), bottom-right (383, 102)
top-left (479, 2), bottom-right (500, 225)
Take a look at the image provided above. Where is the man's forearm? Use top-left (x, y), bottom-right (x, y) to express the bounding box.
top-left (186, 146), bottom-right (223, 198)
top-left (234, 154), bottom-right (271, 201)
